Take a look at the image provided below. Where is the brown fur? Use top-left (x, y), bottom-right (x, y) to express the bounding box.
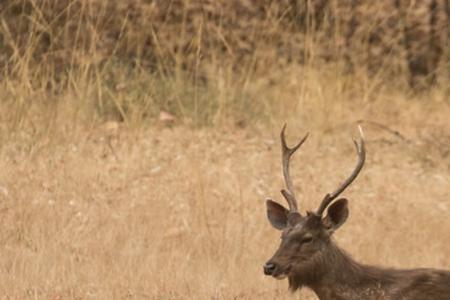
top-left (289, 238), bottom-right (450, 299)
top-left (265, 127), bottom-right (450, 299)
top-left (265, 208), bottom-right (450, 300)
top-left (270, 211), bottom-right (450, 300)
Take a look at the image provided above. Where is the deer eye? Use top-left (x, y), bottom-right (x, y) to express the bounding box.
top-left (301, 236), bottom-right (313, 243)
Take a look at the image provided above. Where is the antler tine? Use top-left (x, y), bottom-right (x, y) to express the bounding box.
top-left (316, 126), bottom-right (366, 216)
top-left (280, 124), bottom-right (309, 213)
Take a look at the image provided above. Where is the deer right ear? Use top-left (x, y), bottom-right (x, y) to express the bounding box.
top-left (266, 199), bottom-right (289, 230)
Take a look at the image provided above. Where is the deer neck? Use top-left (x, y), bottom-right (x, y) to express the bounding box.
top-left (302, 242), bottom-right (389, 300)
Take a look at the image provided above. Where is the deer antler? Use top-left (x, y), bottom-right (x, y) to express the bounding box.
top-left (316, 126), bottom-right (366, 216)
top-left (280, 124), bottom-right (309, 213)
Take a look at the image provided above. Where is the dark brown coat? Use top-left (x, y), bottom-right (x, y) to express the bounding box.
top-left (264, 126), bottom-right (450, 300)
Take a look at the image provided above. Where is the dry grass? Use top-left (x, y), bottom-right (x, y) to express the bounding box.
top-left (0, 1), bottom-right (449, 299)
top-left (1, 0), bottom-right (449, 131)
top-left (0, 102), bottom-right (449, 299)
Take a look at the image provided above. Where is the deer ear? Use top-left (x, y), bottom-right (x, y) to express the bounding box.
top-left (266, 199), bottom-right (289, 230)
top-left (323, 198), bottom-right (349, 233)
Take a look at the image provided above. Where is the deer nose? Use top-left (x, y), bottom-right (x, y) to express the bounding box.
top-left (264, 262), bottom-right (276, 275)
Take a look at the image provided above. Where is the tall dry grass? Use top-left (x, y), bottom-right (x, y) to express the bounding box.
top-left (0, 0), bottom-right (449, 134)
top-left (0, 1), bottom-right (449, 299)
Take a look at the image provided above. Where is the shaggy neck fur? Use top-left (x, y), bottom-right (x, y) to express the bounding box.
top-left (288, 241), bottom-right (397, 299)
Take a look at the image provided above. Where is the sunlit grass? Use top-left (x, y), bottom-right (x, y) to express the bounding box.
top-left (0, 1), bottom-right (449, 299)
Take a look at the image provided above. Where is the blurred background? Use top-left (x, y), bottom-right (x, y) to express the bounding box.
top-left (0, 1), bottom-right (449, 299)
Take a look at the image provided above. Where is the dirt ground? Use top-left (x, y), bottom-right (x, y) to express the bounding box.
top-left (0, 115), bottom-right (448, 299)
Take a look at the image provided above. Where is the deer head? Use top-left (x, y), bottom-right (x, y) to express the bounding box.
top-left (263, 125), bottom-right (365, 290)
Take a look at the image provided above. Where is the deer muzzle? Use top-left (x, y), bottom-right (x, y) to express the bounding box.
top-left (263, 262), bottom-right (276, 275)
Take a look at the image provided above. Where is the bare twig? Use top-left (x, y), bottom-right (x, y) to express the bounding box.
top-left (357, 119), bottom-right (411, 143)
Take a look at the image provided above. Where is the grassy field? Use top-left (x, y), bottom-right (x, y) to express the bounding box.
top-left (0, 95), bottom-right (449, 299)
top-left (0, 1), bottom-right (449, 299)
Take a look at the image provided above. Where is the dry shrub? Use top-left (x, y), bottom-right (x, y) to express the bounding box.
top-left (1, 1), bottom-right (448, 74)
top-left (0, 1), bottom-right (449, 131)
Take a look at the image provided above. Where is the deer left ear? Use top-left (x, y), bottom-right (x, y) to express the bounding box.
top-left (322, 198), bottom-right (349, 233)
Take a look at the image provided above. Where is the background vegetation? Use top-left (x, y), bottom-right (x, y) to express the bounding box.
top-left (0, 1), bottom-right (449, 299)
top-left (0, 0), bottom-right (449, 131)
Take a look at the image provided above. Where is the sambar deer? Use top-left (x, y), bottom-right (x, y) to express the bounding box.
top-left (264, 125), bottom-right (450, 300)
